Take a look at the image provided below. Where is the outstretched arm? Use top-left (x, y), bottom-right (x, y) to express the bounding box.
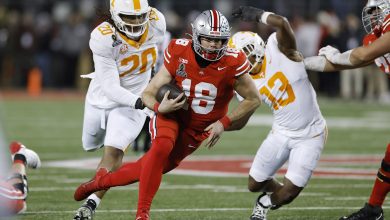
top-left (350, 31), bottom-right (390, 65)
top-left (232, 6), bottom-right (301, 61)
top-left (305, 32), bottom-right (390, 72)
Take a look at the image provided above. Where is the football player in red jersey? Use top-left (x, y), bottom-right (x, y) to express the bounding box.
top-left (0, 142), bottom-right (41, 216)
top-left (305, 1), bottom-right (389, 219)
top-left (74, 9), bottom-right (261, 220)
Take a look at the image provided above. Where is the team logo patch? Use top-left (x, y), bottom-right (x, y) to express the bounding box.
top-left (176, 63), bottom-right (187, 78)
top-left (119, 44), bottom-right (129, 54)
top-left (179, 58), bottom-right (188, 64)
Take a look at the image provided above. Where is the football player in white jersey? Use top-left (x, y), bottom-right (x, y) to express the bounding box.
top-left (305, 1), bottom-right (389, 219)
top-left (231, 6), bottom-right (327, 220)
top-left (73, 0), bottom-right (166, 219)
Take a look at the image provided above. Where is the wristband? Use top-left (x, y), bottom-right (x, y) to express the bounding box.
top-left (219, 115), bottom-right (232, 129)
top-left (134, 98), bottom-right (145, 110)
top-left (153, 103), bottom-right (160, 113)
top-left (261, 12), bottom-right (274, 25)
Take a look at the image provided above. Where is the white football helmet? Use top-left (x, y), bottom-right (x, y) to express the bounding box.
top-left (191, 10), bottom-right (231, 61)
top-left (362, 0), bottom-right (390, 33)
top-left (229, 31), bottom-right (265, 73)
top-left (110, 0), bottom-right (151, 38)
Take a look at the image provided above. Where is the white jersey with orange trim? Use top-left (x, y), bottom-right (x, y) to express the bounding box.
top-left (86, 8), bottom-right (166, 109)
top-left (253, 33), bottom-right (326, 138)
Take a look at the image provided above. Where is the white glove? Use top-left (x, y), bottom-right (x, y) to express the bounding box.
top-left (318, 46), bottom-right (340, 62)
top-left (142, 107), bottom-right (155, 118)
top-left (318, 45), bottom-right (353, 66)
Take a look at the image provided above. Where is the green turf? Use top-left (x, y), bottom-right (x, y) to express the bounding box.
top-left (1, 96), bottom-right (389, 220)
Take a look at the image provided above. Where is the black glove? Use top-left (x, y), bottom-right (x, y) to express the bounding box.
top-left (134, 98), bottom-right (145, 110)
top-left (232, 6), bottom-right (264, 22)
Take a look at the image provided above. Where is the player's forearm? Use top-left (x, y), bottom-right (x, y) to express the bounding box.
top-left (226, 98), bottom-right (260, 126)
top-left (225, 109), bottom-right (255, 131)
top-left (94, 55), bottom-right (140, 108)
top-left (263, 13), bottom-right (297, 51)
top-left (142, 90), bottom-right (158, 111)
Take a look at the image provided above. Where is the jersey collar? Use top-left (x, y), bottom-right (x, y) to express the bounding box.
top-left (118, 23), bottom-right (150, 49)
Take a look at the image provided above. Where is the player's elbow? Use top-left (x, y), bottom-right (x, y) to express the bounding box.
top-left (273, 15), bottom-right (289, 29)
top-left (251, 95), bottom-right (262, 109)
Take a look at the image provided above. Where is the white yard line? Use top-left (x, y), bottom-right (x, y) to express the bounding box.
top-left (248, 115), bottom-right (390, 129)
top-left (23, 206), bottom-right (390, 214)
top-left (28, 183), bottom-right (372, 192)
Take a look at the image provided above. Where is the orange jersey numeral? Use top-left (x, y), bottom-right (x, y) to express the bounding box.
top-left (120, 47), bottom-right (157, 77)
top-left (260, 71), bottom-right (296, 110)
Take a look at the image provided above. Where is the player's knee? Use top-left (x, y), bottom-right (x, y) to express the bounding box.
top-left (82, 139), bottom-right (103, 152)
top-left (103, 147), bottom-right (124, 162)
top-left (248, 176), bottom-right (266, 192)
top-left (151, 137), bottom-right (174, 158)
top-left (163, 160), bottom-right (180, 173)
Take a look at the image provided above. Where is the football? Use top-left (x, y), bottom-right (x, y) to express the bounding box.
top-left (156, 83), bottom-right (186, 103)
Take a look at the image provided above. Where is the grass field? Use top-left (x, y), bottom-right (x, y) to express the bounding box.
top-left (1, 93), bottom-right (390, 220)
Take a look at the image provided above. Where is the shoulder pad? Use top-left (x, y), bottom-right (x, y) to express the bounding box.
top-left (90, 22), bottom-right (115, 58)
top-left (149, 8), bottom-right (166, 36)
top-left (167, 38), bottom-right (191, 56)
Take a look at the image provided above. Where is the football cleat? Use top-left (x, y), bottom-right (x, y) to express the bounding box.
top-left (73, 199), bottom-right (97, 220)
top-left (74, 168), bottom-right (109, 201)
top-left (135, 209), bottom-right (150, 220)
top-left (9, 141), bottom-right (41, 169)
top-left (250, 193), bottom-right (270, 220)
top-left (339, 203), bottom-right (384, 220)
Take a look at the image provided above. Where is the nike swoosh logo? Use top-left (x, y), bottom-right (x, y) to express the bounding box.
top-left (188, 144), bottom-right (196, 148)
top-left (217, 67), bottom-right (227, 71)
top-left (376, 213), bottom-right (383, 220)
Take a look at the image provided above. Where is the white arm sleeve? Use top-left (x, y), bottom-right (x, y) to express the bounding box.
top-left (93, 54), bottom-right (140, 108)
top-left (304, 56), bottom-right (327, 72)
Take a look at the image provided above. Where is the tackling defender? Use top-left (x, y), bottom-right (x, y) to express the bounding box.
top-left (305, 0), bottom-right (390, 219)
top-left (74, 9), bottom-right (261, 220)
top-left (0, 142), bottom-right (41, 216)
top-left (231, 6), bottom-right (327, 220)
top-left (74, 0), bottom-right (166, 219)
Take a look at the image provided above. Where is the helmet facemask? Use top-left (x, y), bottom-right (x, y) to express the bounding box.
top-left (110, 0), bottom-right (151, 39)
top-left (241, 43), bottom-right (265, 74)
top-left (362, 0), bottom-right (390, 33)
top-left (111, 10), bottom-right (150, 38)
top-left (193, 34), bottom-right (230, 61)
top-left (229, 31), bottom-right (265, 74)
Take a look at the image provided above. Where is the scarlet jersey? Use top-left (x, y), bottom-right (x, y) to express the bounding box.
top-left (0, 180), bottom-right (26, 214)
top-left (163, 39), bottom-right (250, 132)
top-left (362, 14), bottom-right (390, 74)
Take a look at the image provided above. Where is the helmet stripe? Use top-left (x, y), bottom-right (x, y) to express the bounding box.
top-left (133, 0), bottom-right (141, 10)
top-left (211, 10), bottom-right (218, 31)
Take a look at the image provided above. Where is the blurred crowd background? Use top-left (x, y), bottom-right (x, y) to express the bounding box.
top-left (0, 0), bottom-right (389, 102)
